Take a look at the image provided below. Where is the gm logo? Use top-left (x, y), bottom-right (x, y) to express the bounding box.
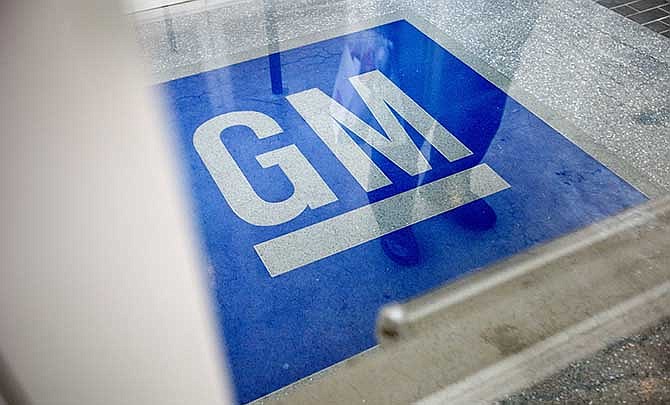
top-left (163, 19), bottom-right (645, 403)
top-left (193, 69), bottom-right (510, 276)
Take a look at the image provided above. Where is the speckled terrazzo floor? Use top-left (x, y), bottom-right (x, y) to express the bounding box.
top-left (498, 6), bottom-right (669, 401)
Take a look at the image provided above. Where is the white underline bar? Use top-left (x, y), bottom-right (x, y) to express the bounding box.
top-left (254, 163), bottom-right (510, 277)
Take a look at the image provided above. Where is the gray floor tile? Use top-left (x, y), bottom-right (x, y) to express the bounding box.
top-left (629, 0), bottom-right (667, 12)
top-left (630, 8), bottom-right (669, 23)
top-left (613, 5), bottom-right (639, 16)
top-left (598, 0), bottom-right (637, 7)
top-left (645, 19), bottom-right (670, 31)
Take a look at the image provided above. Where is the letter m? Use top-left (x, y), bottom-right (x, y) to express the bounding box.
top-left (286, 70), bottom-right (472, 192)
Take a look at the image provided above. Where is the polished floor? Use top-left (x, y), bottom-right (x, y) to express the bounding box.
top-left (132, 0), bottom-right (670, 402)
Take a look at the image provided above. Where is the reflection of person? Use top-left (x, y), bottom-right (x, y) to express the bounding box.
top-left (331, 28), bottom-right (505, 266)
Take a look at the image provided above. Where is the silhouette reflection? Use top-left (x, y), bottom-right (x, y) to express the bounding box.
top-left (330, 29), bottom-right (504, 266)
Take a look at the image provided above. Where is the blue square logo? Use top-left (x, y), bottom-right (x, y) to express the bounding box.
top-left (162, 19), bottom-right (646, 403)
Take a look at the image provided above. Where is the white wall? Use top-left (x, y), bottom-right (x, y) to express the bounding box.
top-left (0, 1), bottom-right (233, 403)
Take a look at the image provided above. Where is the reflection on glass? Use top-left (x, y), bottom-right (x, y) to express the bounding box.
top-left (159, 18), bottom-right (648, 403)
